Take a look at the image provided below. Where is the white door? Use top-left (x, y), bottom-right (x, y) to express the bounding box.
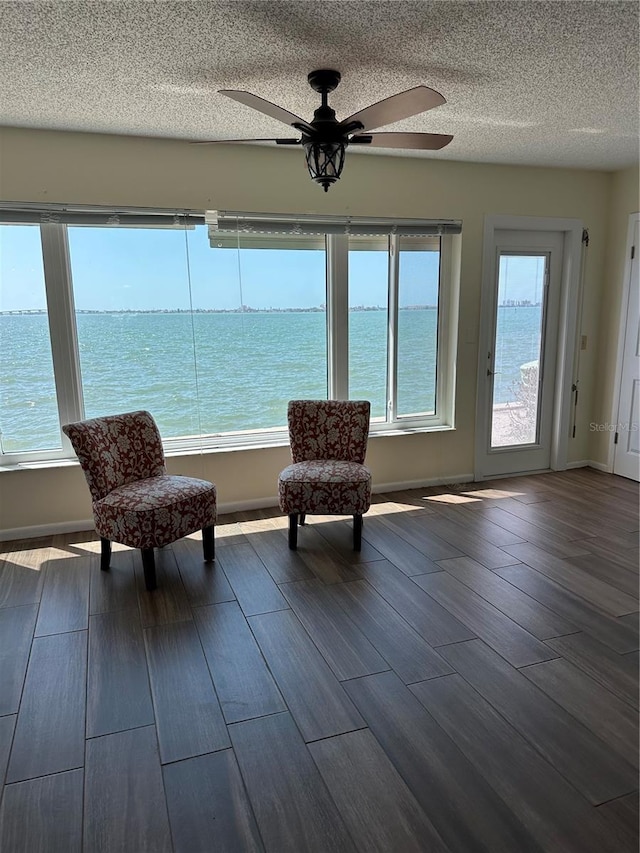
top-left (613, 217), bottom-right (640, 481)
top-left (476, 230), bottom-right (565, 477)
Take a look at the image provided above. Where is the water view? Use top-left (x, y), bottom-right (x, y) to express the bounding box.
top-left (1, 306), bottom-right (542, 454)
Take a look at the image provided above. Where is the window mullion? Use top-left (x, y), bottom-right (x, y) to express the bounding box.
top-left (326, 235), bottom-right (349, 399)
top-left (387, 235), bottom-right (399, 422)
top-left (40, 223), bottom-right (85, 445)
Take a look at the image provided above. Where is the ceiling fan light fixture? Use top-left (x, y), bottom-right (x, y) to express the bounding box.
top-left (303, 140), bottom-right (346, 192)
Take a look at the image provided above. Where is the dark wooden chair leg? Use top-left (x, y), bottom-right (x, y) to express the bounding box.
top-left (299, 513), bottom-right (306, 526)
top-left (288, 513), bottom-right (298, 550)
top-left (141, 548), bottom-right (157, 591)
top-left (202, 525), bottom-right (215, 562)
top-left (353, 514), bottom-right (363, 551)
top-left (100, 538), bottom-right (112, 571)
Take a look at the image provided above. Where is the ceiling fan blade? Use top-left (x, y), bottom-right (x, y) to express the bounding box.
top-left (219, 90), bottom-right (313, 132)
top-left (342, 86), bottom-right (446, 133)
top-left (355, 131), bottom-right (454, 150)
top-left (193, 138), bottom-right (300, 145)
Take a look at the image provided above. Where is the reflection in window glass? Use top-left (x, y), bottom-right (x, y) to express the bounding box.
top-left (68, 225), bottom-right (327, 437)
top-left (348, 243), bottom-right (388, 418)
top-left (491, 254), bottom-right (546, 447)
top-left (0, 225), bottom-right (61, 453)
top-left (397, 240), bottom-right (440, 417)
top-left (68, 225), bottom-right (201, 439)
top-left (190, 232), bottom-right (327, 433)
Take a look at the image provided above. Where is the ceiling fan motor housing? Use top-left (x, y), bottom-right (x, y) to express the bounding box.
top-left (307, 69), bottom-right (341, 94)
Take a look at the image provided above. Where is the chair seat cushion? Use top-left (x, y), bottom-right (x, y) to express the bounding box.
top-left (93, 475), bottom-right (217, 549)
top-left (278, 460), bottom-right (371, 516)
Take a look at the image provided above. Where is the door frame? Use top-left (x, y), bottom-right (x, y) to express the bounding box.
top-left (608, 211), bottom-right (640, 473)
top-left (474, 215), bottom-right (584, 480)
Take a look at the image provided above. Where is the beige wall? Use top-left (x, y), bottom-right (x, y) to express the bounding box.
top-left (590, 165), bottom-right (640, 465)
top-left (0, 126), bottom-right (626, 535)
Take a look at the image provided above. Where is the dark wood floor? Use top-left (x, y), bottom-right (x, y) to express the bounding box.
top-left (0, 468), bottom-right (638, 852)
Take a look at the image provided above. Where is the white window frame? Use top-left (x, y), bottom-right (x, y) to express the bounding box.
top-left (0, 212), bottom-right (460, 466)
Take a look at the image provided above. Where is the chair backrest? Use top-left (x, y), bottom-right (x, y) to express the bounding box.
top-left (287, 400), bottom-right (371, 464)
top-left (63, 410), bottom-right (166, 502)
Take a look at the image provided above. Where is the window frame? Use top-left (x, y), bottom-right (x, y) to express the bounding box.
top-left (0, 211), bottom-right (459, 466)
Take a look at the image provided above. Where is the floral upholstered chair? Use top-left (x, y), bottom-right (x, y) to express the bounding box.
top-left (63, 410), bottom-right (216, 591)
top-left (278, 400), bottom-right (372, 551)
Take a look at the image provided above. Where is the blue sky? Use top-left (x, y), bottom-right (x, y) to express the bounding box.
top-left (1, 224), bottom-right (440, 312)
top-left (1, 223), bottom-right (544, 313)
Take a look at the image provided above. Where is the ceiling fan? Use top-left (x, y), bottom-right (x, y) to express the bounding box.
top-left (204, 70), bottom-right (453, 191)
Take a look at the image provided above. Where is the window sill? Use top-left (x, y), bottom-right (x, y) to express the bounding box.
top-left (0, 424), bottom-right (456, 472)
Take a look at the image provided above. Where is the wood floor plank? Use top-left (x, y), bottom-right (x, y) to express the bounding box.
top-left (344, 670), bottom-right (543, 853)
top-left (0, 769), bottom-right (83, 853)
top-left (520, 657), bottom-right (639, 768)
top-left (362, 515), bottom-right (452, 574)
top-left (163, 749), bottom-right (264, 853)
top-left (546, 631), bottom-right (639, 709)
top-left (438, 639), bottom-right (638, 804)
top-left (618, 611), bottom-right (640, 635)
top-left (496, 564), bottom-right (639, 653)
top-left (144, 620), bottom-right (230, 763)
top-left (87, 608), bottom-right (154, 738)
top-left (0, 604), bottom-right (37, 715)
top-left (328, 580), bottom-right (454, 683)
top-left (89, 546), bottom-right (139, 614)
top-left (502, 542), bottom-right (638, 616)
top-left (596, 793), bottom-right (640, 853)
top-left (417, 513), bottom-right (522, 569)
top-left (0, 714), bottom-right (15, 787)
top-left (7, 630), bottom-right (86, 782)
top-left (363, 560), bottom-right (476, 646)
top-left (535, 483), bottom-right (639, 534)
top-left (564, 553), bottom-right (638, 599)
top-left (295, 526), bottom-right (366, 584)
top-left (240, 526), bottom-right (314, 584)
top-left (216, 541), bottom-right (289, 616)
top-left (248, 609), bottom-right (365, 742)
top-left (437, 556), bottom-right (576, 639)
top-left (377, 509), bottom-right (465, 564)
top-left (279, 579), bottom-right (390, 680)
top-left (134, 546), bottom-right (192, 628)
top-left (411, 674), bottom-right (622, 853)
top-left (309, 729), bottom-right (448, 853)
top-left (34, 555), bottom-right (91, 636)
top-left (0, 544), bottom-right (49, 608)
top-left (84, 726), bottom-right (172, 853)
top-left (311, 516), bottom-right (387, 564)
top-left (413, 571), bottom-right (558, 667)
top-left (172, 536), bottom-right (236, 606)
top-left (194, 600), bottom-right (286, 723)
top-left (482, 505), bottom-right (593, 558)
top-left (490, 498), bottom-right (595, 540)
top-left (230, 712), bottom-right (357, 853)
top-left (432, 503), bottom-right (527, 547)
top-left (579, 537), bottom-right (640, 571)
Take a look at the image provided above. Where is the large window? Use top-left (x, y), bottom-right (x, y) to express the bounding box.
top-left (0, 209), bottom-right (460, 463)
top-left (0, 224), bottom-right (60, 454)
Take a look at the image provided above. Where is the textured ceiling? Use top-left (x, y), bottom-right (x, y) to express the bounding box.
top-left (0, 0), bottom-right (638, 170)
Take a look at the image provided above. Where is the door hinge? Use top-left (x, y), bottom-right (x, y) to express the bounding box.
top-left (572, 425), bottom-right (576, 438)
top-left (582, 229), bottom-right (589, 247)
top-left (614, 432), bottom-right (619, 444)
top-left (632, 245), bottom-right (635, 260)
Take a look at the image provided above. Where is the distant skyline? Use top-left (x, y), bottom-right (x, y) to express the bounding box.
top-left (1, 223), bottom-right (545, 313)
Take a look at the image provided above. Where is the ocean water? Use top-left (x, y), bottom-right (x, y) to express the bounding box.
top-left (0, 307), bottom-right (541, 453)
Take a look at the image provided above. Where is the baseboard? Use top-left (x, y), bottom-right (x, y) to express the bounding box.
top-left (372, 473), bottom-right (476, 493)
top-left (0, 472), bottom-right (477, 543)
top-left (0, 519), bottom-right (95, 542)
top-left (565, 459), bottom-right (612, 473)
